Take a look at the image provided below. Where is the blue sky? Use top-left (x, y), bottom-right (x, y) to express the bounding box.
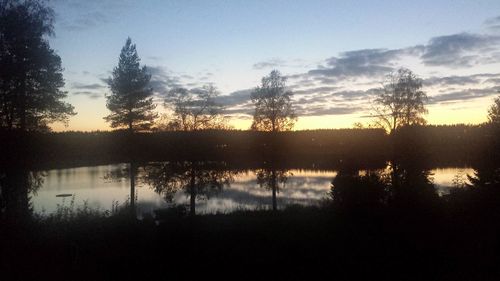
top-left (49, 0), bottom-right (500, 131)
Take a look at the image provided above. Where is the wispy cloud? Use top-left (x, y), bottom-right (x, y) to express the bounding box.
top-left (71, 82), bottom-right (106, 90)
top-left (72, 91), bottom-right (102, 99)
top-left (53, 0), bottom-right (134, 31)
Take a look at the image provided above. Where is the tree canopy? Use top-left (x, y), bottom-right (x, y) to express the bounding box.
top-left (0, 0), bottom-right (75, 131)
top-left (372, 68), bottom-right (427, 134)
top-left (487, 94), bottom-right (500, 125)
top-left (104, 37), bottom-right (157, 132)
top-left (250, 70), bottom-right (297, 132)
top-left (161, 84), bottom-right (226, 131)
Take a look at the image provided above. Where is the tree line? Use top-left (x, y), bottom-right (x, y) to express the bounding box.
top-left (3, 0), bottom-right (500, 137)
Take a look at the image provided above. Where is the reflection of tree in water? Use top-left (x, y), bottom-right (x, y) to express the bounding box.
top-left (103, 162), bottom-right (139, 214)
top-left (467, 166), bottom-right (500, 189)
top-left (329, 162), bottom-right (438, 212)
top-left (330, 170), bottom-right (388, 210)
top-left (388, 163), bottom-right (438, 209)
top-left (0, 168), bottom-right (46, 221)
top-left (143, 161), bottom-right (234, 216)
top-left (255, 168), bottom-right (292, 211)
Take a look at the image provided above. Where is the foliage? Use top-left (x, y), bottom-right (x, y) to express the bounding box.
top-left (251, 70), bottom-right (296, 132)
top-left (0, 0), bottom-right (75, 131)
top-left (330, 170), bottom-right (388, 209)
top-left (487, 94), bottom-right (500, 125)
top-left (104, 37), bottom-right (157, 132)
top-left (372, 68), bottom-right (427, 133)
top-left (161, 84), bottom-right (227, 131)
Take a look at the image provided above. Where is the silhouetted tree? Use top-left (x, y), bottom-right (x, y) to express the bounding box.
top-left (0, 167), bottom-right (45, 221)
top-left (162, 84), bottom-right (226, 131)
top-left (0, 0), bottom-right (75, 131)
top-left (487, 94), bottom-right (500, 125)
top-left (104, 37), bottom-right (157, 132)
top-left (467, 167), bottom-right (500, 189)
top-left (144, 161), bottom-right (234, 215)
top-left (330, 170), bottom-right (388, 210)
top-left (250, 70), bottom-right (296, 132)
top-left (388, 163), bottom-right (438, 212)
top-left (372, 68), bottom-right (427, 134)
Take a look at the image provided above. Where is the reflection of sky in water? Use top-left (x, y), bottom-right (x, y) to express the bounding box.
top-left (32, 164), bottom-right (473, 215)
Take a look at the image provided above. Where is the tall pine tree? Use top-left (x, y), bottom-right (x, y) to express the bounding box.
top-left (105, 37), bottom-right (157, 132)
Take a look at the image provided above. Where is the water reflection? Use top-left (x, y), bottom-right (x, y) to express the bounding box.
top-left (0, 168), bottom-right (45, 221)
top-left (143, 161), bottom-right (235, 215)
top-left (255, 168), bottom-right (292, 211)
top-left (0, 163), bottom-right (482, 217)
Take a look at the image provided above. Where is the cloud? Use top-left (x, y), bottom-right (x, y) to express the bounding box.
top-left (147, 56), bottom-right (163, 61)
top-left (424, 75), bottom-right (481, 87)
top-left (484, 15), bottom-right (500, 31)
top-left (54, 0), bottom-right (133, 31)
top-left (72, 91), bottom-right (102, 99)
top-left (484, 78), bottom-right (500, 84)
top-left (307, 47), bottom-right (423, 80)
top-left (253, 58), bottom-right (287, 70)
top-left (429, 86), bottom-right (500, 104)
top-left (253, 58), bottom-right (312, 70)
top-left (147, 66), bottom-right (182, 96)
top-left (215, 89), bottom-right (253, 107)
top-left (71, 82), bottom-right (106, 90)
top-left (293, 86), bottom-right (341, 96)
top-left (296, 105), bottom-right (361, 116)
top-left (421, 33), bottom-right (500, 67)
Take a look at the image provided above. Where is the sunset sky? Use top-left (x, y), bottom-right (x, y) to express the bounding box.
top-left (49, 0), bottom-right (500, 131)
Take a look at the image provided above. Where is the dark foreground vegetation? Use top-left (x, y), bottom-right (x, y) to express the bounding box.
top-left (2, 187), bottom-right (500, 280)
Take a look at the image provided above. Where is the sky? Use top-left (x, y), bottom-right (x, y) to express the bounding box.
top-left (48, 0), bottom-right (500, 131)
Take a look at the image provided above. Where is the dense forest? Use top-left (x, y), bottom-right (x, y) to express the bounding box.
top-left (0, 124), bottom-right (494, 169)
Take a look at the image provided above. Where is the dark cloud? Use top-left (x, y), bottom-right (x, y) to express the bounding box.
top-left (421, 33), bottom-right (500, 67)
top-left (223, 107), bottom-right (254, 115)
top-left (307, 47), bottom-right (423, 80)
top-left (215, 89), bottom-right (253, 107)
top-left (334, 89), bottom-right (380, 100)
top-left (429, 86), bottom-right (500, 104)
top-left (293, 86), bottom-right (341, 96)
top-left (424, 75), bottom-right (481, 87)
top-left (147, 66), bottom-right (182, 96)
top-left (72, 91), bottom-right (102, 99)
top-left (71, 82), bottom-right (106, 90)
top-left (484, 78), bottom-right (500, 84)
top-left (297, 105), bottom-right (361, 116)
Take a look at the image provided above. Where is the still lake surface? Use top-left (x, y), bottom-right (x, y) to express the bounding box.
top-left (32, 163), bottom-right (474, 216)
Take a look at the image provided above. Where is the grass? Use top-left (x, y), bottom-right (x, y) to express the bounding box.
top-left (1, 195), bottom-right (500, 280)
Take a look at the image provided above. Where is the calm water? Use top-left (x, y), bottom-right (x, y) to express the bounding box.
top-left (30, 163), bottom-right (474, 216)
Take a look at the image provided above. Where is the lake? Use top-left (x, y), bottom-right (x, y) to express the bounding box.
top-left (30, 163), bottom-right (475, 216)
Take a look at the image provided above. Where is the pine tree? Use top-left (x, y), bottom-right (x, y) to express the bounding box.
top-left (104, 37), bottom-right (157, 132)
